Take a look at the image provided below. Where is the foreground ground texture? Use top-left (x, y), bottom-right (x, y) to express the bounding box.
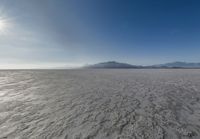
top-left (0, 69), bottom-right (200, 139)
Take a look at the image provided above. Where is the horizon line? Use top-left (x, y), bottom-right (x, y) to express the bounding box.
top-left (0, 61), bottom-right (200, 69)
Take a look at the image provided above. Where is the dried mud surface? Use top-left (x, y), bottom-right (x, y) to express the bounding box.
top-left (0, 69), bottom-right (200, 139)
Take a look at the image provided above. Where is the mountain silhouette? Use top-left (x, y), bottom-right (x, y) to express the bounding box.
top-left (85, 61), bottom-right (200, 69)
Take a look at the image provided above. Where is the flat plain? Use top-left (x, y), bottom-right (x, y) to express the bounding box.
top-left (0, 69), bottom-right (200, 139)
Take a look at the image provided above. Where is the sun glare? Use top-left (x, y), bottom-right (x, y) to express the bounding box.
top-left (0, 19), bottom-right (7, 32)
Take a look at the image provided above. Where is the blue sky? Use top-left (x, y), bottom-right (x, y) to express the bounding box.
top-left (0, 0), bottom-right (200, 68)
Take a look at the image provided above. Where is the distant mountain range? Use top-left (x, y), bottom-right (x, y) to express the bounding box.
top-left (153, 61), bottom-right (200, 68)
top-left (85, 61), bottom-right (143, 69)
top-left (85, 61), bottom-right (200, 69)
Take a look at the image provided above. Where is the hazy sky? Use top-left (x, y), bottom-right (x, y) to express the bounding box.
top-left (0, 0), bottom-right (200, 68)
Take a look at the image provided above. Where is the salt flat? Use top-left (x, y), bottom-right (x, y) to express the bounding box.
top-left (0, 69), bottom-right (200, 139)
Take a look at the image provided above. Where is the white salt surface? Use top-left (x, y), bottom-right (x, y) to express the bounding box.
top-left (0, 69), bottom-right (200, 139)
